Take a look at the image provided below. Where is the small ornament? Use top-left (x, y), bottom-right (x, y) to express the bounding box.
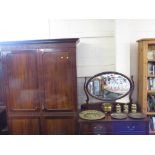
top-left (131, 103), bottom-right (137, 113)
top-left (123, 103), bottom-right (129, 113)
top-left (116, 104), bottom-right (121, 113)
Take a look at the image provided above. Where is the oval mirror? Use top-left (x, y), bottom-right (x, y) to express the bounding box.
top-left (85, 71), bottom-right (133, 102)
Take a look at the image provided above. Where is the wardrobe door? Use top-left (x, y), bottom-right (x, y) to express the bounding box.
top-left (41, 48), bottom-right (77, 111)
top-left (3, 50), bottom-right (40, 111)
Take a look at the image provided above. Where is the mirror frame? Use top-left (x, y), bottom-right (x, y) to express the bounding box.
top-left (85, 71), bottom-right (134, 102)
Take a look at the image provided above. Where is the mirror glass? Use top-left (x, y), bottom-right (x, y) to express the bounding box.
top-left (86, 72), bottom-right (132, 101)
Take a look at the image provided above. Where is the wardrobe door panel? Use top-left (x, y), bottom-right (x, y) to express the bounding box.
top-left (42, 116), bottom-right (77, 135)
top-left (9, 117), bottom-right (40, 135)
top-left (4, 50), bottom-right (40, 111)
top-left (42, 49), bottom-right (76, 111)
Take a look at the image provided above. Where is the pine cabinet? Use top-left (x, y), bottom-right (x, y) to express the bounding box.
top-left (137, 38), bottom-right (155, 134)
top-left (1, 39), bottom-right (79, 134)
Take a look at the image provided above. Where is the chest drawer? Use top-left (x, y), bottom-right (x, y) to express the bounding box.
top-left (78, 117), bottom-right (149, 135)
top-left (112, 121), bottom-right (148, 134)
top-left (79, 122), bottom-right (112, 135)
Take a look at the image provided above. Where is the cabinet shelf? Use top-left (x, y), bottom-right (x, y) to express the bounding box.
top-left (148, 59), bottom-right (155, 62)
top-left (146, 112), bottom-right (155, 115)
top-left (147, 90), bottom-right (155, 94)
top-left (147, 75), bottom-right (155, 78)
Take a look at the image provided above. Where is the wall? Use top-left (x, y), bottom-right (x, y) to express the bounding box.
top-left (0, 19), bottom-right (50, 41)
top-left (115, 20), bottom-right (131, 76)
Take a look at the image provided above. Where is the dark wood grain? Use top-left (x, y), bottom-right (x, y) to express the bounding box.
top-left (1, 39), bottom-right (79, 134)
top-left (42, 116), bottom-right (77, 135)
top-left (41, 49), bottom-right (76, 111)
top-left (5, 50), bottom-right (40, 111)
top-left (9, 117), bottom-right (40, 135)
